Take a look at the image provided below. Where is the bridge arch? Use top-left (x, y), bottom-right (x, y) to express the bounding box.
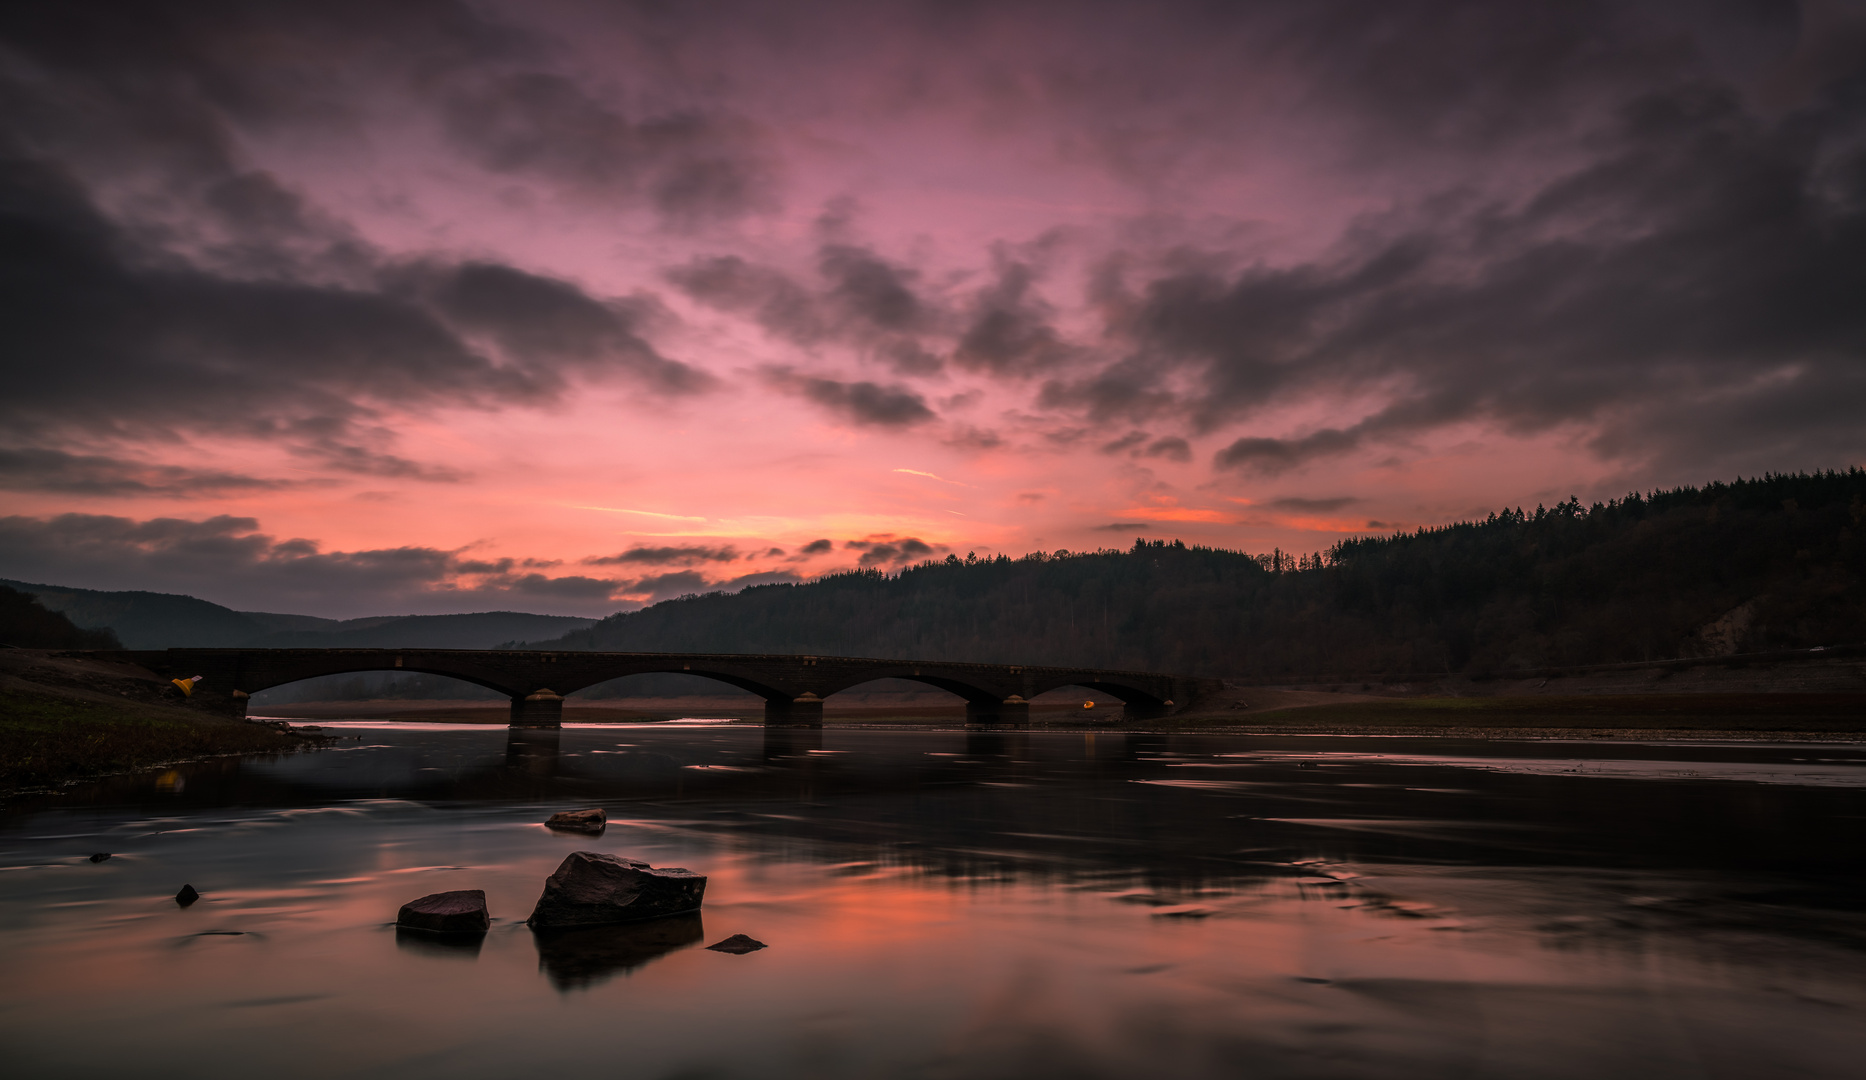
top-left (812, 672), bottom-right (1002, 706)
top-left (559, 666), bottom-right (785, 701)
top-left (237, 660), bottom-right (521, 698)
top-left (1024, 675), bottom-right (1172, 708)
top-left (548, 667), bottom-right (791, 701)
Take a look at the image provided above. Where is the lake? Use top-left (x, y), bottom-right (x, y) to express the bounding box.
top-left (3, 722), bottom-right (1864, 1079)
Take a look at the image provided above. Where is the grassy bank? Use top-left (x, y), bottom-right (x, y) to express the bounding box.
top-left (1178, 693), bottom-right (1866, 736)
top-left (0, 687), bottom-right (302, 791)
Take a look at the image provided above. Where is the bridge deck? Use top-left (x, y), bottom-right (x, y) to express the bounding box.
top-left (108, 648), bottom-right (1225, 727)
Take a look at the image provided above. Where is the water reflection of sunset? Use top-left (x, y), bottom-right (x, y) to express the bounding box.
top-left (6, 725), bottom-right (1862, 1078)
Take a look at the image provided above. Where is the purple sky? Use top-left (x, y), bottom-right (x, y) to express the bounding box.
top-left (2, 0), bottom-right (1864, 616)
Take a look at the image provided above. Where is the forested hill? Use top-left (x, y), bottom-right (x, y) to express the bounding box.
top-left (531, 470), bottom-right (1866, 679)
top-left (0, 580), bottom-right (595, 650)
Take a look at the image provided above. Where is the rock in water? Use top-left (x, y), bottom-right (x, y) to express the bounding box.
top-left (545, 808), bottom-right (606, 834)
top-left (88, 853), bottom-right (111, 863)
top-left (706, 934), bottom-right (767, 954)
top-left (397, 889), bottom-right (491, 935)
top-left (175, 884), bottom-right (199, 906)
top-left (526, 852), bottom-right (705, 929)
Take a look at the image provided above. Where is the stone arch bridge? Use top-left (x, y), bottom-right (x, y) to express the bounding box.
top-left (115, 649), bottom-right (1223, 726)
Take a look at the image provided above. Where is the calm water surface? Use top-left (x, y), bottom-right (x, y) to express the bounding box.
top-left (3, 723), bottom-right (1864, 1079)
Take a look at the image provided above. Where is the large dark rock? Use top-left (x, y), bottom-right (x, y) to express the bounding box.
top-left (545, 808), bottom-right (606, 834)
top-left (526, 852), bottom-right (705, 929)
top-left (397, 889), bottom-right (490, 935)
top-left (175, 884), bottom-right (199, 906)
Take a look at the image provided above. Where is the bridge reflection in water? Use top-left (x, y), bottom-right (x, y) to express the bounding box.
top-left (112, 648), bottom-right (1222, 728)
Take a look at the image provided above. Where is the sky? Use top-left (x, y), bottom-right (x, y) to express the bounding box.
top-left (1, 0), bottom-right (1864, 618)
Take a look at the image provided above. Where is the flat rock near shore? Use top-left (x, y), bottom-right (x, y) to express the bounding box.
top-left (397, 889), bottom-right (490, 935)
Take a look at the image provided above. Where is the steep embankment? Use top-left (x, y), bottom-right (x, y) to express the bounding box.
top-left (0, 649), bottom-right (309, 792)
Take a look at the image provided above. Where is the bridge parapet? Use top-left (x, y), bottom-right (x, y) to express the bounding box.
top-left (109, 648), bottom-right (1223, 727)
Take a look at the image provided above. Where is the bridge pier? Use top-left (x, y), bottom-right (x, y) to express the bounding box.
top-left (505, 725), bottom-right (561, 774)
top-left (510, 688), bottom-right (564, 728)
top-left (965, 696), bottom-right (1031, 727)
top-left (763, 725), bottom-right (823, 759)
top-left (764, 692), bottom-right (824, 726)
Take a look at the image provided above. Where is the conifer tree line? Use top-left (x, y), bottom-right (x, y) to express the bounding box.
top-left (533, 470), bottom-right (1866, 678)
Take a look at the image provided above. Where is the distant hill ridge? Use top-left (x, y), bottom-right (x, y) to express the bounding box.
top-left (0, 580), bottom-right (596, 650)
top-left (520, 469), bottom-right (1866, 680)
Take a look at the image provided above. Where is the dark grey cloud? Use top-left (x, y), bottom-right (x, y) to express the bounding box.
top-left (841, 534), bottom-right (944, 566)
top-left (666, 256), bottom-right (825, 343)
top-left (499, 573), bottom-right (625, 600)
top-left (586, 545), bottom-right (742, 566)
top-left (668, 244), bottom-right (944, 374)
top-left (0, 512), bottom-right (806, 616)
top-left (424, 263), bottom-right (713, 395)
top-left (0, 512), bottom-right (513, 614)
top-left (289, 439), bottom-right (469, 483)
top-left (1141, 437), bottom-right (1191, 462)
top-left (954, 259), bottom-right (1076, 376)
top-left (6, 0), bottom-right (1862, 492)
top-left (856, 537), bottom-right (939, 567)
top-left (443, 72), bottom-right (777, 226)
top-left (0, 448), bottom-right (297, 496)
top-left (1091, 522), bottom-right (1151, 531)
top-left (1093, 431), bottom-right (1191, 462)
top-left (0, 1), bottom-right (727, 489)
top-left (762, 368), bottom-right (936, 427)
top-left (819, 244), bottom-right (925, 333)
top-left (799, 539), bottom-right (833, 554)
top-left (1214, 430), bottom-right (1362, 475)
top-left (1078, 65), bottom-right (1866, 478)
top-left (626, 567), bottom-right (800, 603)
top-left (0, 151), bottom-right (711, 474)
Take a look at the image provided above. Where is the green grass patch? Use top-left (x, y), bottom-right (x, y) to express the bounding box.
top-left (0, 688), bottom-right (299, 790)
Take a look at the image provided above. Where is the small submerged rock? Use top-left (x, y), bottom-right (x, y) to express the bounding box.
top-left (706, 934), bottom-right (767, 954)
top-left (88, 853), bottom-right (111, 863)
top-left (175, 884), bottom-right (200, 907)
top-left (527, 852), bottom-right (705, 929)
top-left (544, 808), bottom-right (606, 834)
top-left (397, 889), bottom-right (491, 935)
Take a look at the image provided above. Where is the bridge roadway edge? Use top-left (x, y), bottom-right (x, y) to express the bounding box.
top-left (104, 648), bottom-right (1226, 728)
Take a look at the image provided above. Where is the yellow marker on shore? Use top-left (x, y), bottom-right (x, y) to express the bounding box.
top-left (171, 675), bottom-right (203, 697)
top-left (1083, 701), bottom-right (1094, 709)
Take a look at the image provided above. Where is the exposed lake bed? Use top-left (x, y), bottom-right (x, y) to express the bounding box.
top-left (3, 723), bottom-right (1864, 1079)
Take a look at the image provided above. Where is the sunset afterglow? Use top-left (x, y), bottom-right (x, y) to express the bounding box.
top-left (4, 1), bottom-right (1862, 616)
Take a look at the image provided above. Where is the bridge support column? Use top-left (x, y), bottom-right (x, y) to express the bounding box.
top-left (966, 696), bottom-right (1030, 727)
top-left (505, 725), bottom-right (561, 774)
top-left (511, 688), bottom-right (564, 728)
top-left (763, 725), bottom-right (823, 759)
top-left (765, 692), bottom-right (823, 726)
top-left (1121, 698), bottom-right (1174, 722)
